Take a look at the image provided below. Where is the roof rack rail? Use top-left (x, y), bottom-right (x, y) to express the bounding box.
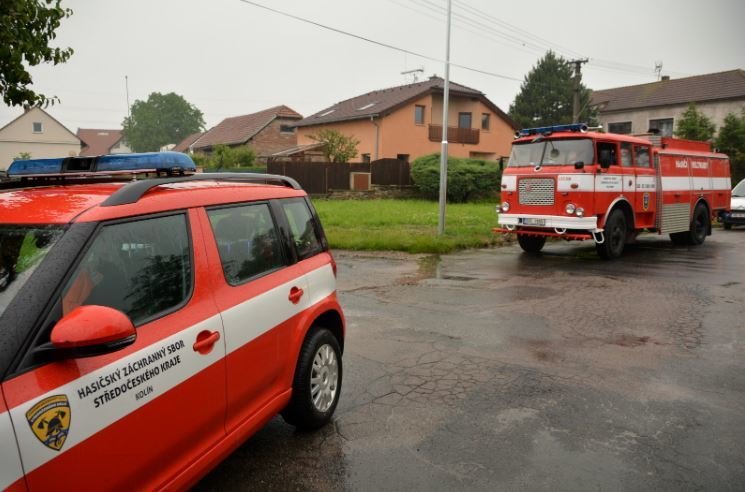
top-left (100, 172), bottom-right (302, 207)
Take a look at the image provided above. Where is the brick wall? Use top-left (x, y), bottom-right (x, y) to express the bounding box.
top-left (250, 117), bottom-right (299, 159)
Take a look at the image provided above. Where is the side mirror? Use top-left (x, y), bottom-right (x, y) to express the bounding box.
top-left (47, 305), bottom-right (136, 359)
top-left (574, 161), bottom-right (585, 170)
top-left (599, 149), bottom-right (612, 169)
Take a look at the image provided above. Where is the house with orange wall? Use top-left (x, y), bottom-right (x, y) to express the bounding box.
top-left (294, 76), bottom-right (516, 162)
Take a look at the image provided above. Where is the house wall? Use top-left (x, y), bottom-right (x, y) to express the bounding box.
top-left (296, 94), bottom-right (514, 162)
top-left (296, 119), bottom-right (379, 160)
top-left (249, 117), bottom-right (300, 159)
top-left (110, 139), bottom-right (132, 154)
top-left (599, 99), bottom-right (745, 136)
top-left (0, 108), bottom-right (81, 170)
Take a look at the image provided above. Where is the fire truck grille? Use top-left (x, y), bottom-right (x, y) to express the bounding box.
top-left (518, 178), bottom-right (555, 205)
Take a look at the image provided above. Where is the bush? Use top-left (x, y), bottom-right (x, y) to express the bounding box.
top-left (411, 153), bottom-right (501, 202)
top-left (191, 145), bottom-right (257, 169)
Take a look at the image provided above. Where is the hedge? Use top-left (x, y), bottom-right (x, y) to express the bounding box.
top-left (410, 153), bottom-right (501, 202)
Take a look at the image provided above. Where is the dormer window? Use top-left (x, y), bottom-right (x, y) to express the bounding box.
top-left (32, 122), bottom-right (43, 133)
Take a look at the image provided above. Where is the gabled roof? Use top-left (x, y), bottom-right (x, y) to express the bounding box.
top-left (77, 129), bottom-right (124, 156)
top-left (592, 69), bottom-right (745, 112)
top-left (173, 131), bottom-right (205, 153)
top-left (0, 107), bottom-right (80, 142)
top-left (193, 105), bottom-right (302, 150)
top-left (294, 76), bottom-right (516, 129)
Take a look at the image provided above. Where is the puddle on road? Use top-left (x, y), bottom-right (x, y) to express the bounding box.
top-left (397, 255), bottom-right (480, 285)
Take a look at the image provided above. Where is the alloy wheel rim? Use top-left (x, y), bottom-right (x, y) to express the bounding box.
top-left (310, 344), bottom-right (338, 413)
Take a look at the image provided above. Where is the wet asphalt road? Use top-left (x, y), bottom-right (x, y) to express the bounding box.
top-left (196, 229), bottom-right (745, 491)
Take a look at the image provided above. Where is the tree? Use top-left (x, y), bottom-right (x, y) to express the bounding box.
top-left (309, 129), bottom-right (360, 163)
top-left (509, 51), bottom-right (597, 129)
top-left (122, 92), bottom-right (205, 152)
top-left (715, 110), bottom-right (745, 185)
top-left (14, 152), bottom-right (32, 160)
top-left (674, 103), bottom-right (716, 141)
top-left (0, 0), bottom-right (74, 108)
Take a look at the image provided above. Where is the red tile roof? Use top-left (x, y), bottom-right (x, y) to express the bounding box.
top-left (77, 129), bottom-right (124, 156)
top-left (592, 69), bottom-right (745, 112)
top-left (192, 105), bottom-right (302, 150)
top-left (294, 76), bottom-right (515, 129)
top-left (173, 131), bottom-right (205, 153)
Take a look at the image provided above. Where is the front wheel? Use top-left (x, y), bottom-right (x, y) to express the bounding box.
top-left (517, 234), bottom-right (546, 254)
top-left (282, 328), bottom-right (342, 430)
top-left (596, 209), bottom-right (626, 259)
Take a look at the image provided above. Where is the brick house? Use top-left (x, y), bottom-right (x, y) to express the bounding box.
top-left (592, 69), bottom-right (745, 137)
top-left (293, 76), bottom-right (516, 162)
top-left (179, 105), bottom-right (302, 161)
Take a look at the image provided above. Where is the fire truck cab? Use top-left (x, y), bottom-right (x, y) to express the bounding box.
top-left (495, 123), bottom-right (732, 259)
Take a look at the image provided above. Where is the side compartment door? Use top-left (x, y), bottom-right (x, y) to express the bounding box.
top-left (711, 158), bottom-right (732, 211)
top-left (659, 153), bottom-right (692, 233)
top-left (200, 203), bottom-right (309, 430)
top-left (2, 210), bottom-right (227, 491)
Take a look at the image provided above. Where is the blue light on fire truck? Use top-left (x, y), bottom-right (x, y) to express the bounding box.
top-left (7, 151), bottom-right (196, 177)
top-left (517, 123), bottom-right (589, 137)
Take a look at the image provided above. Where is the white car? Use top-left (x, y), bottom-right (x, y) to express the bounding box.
top-left (722, 178), bottom-right (745, 229)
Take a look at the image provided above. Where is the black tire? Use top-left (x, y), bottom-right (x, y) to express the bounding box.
top-left (670, 203), bottom-right (709, 245)
top-left (596, 209), bottom-right (626, 259)
top-left (723, 222), bottom-right (732, 230)
top-left (517, 234), bottom-right (546, 254)
top-left (282, 328), bottom-right (342, 430)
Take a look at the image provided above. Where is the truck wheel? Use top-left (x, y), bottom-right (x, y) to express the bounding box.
top-left (689, 204), bottom-right (709, 245)
top-left (282, 328), bottom-right (342, 430)
top-left (596, 209), bottom-right (626, 259)
top-left (517, 234), bottom-right (546, 254)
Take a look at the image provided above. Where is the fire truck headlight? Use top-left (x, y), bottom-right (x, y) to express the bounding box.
top-left (565, 203), bottom-right (576, 215)
top-left (576, 207), bottom-right (585, 217)
top-left (501, 202), bottom-right (510, 212)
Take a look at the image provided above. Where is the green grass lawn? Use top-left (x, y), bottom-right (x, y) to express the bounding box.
top-left (311, 199), bottom-right (502, 254)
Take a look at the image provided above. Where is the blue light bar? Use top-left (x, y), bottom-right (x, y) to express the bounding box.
top-left (518, 123), bottom-right (589, 137)
top-left (7, 151), bottom-right (196, 177)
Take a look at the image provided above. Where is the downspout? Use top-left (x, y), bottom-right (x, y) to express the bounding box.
top-left (370, 116), bottom-right (380, 160)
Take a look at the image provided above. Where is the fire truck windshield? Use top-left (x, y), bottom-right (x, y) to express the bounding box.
top-left (509, 138), bottom-right (594, 167)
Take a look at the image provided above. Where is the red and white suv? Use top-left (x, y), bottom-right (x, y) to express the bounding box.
top-left (0, 152), bottom-right (344, 490)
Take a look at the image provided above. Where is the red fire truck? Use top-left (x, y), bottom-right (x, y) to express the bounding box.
top-left (495, 124), bottom-right (732, 259)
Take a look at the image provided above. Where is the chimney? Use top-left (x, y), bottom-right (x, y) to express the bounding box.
top-left (661, 75), bottom-right (670, 81)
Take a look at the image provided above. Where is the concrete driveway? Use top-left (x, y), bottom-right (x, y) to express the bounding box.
top-left (197, 230), bottom-right (745, 491)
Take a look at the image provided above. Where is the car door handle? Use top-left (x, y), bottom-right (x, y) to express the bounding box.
top-left (193, 330), bottom-right (221, 354)
top-left (288, 286), bottom-right (304, 304)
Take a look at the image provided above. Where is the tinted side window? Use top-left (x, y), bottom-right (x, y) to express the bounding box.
top-left (62, 214), bottom-right (192, 325)
top-left (634, 145), bottom-right (651, 168)
top-left (208, 203), bottom-right (284, 285)
top-left (280, 199), bottom-right (322, 260)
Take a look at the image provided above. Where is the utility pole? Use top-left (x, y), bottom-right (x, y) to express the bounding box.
top-left (570, 58), bottom-right (588, 123)
top-left (437, 0), bottom-right (452, 236)
top-left (125, 75), bottom-right (131, 120)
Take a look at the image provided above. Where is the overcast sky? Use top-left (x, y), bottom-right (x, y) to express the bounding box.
top-left (2, 0), bottom-right (744, 133)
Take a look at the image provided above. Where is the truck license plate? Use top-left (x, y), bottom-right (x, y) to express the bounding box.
top-left (522, 218), bottom-right (546, 226)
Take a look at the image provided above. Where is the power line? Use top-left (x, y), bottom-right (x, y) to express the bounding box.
top-left (236, 0), bottom-right (521, 82)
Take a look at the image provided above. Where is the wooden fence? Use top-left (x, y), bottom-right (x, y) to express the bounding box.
top-left (267, 158), bottom-right (412, 194)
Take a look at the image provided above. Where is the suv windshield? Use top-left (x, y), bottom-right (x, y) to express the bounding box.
top-left (0, 225), bottom-right (63, 317)
top-left (733, 179), bottom-right (745, 197)
top-left (509, 138), bottom-right (594, 167)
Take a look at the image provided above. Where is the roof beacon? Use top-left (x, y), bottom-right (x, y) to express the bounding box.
top-left (517, 123), bottom-right (589, 138)
top-left (7, 151), bottom-right (196, 178)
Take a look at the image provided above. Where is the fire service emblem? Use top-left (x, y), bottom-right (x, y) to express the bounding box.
top-left (26, 395), bottom-right (71, 451)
